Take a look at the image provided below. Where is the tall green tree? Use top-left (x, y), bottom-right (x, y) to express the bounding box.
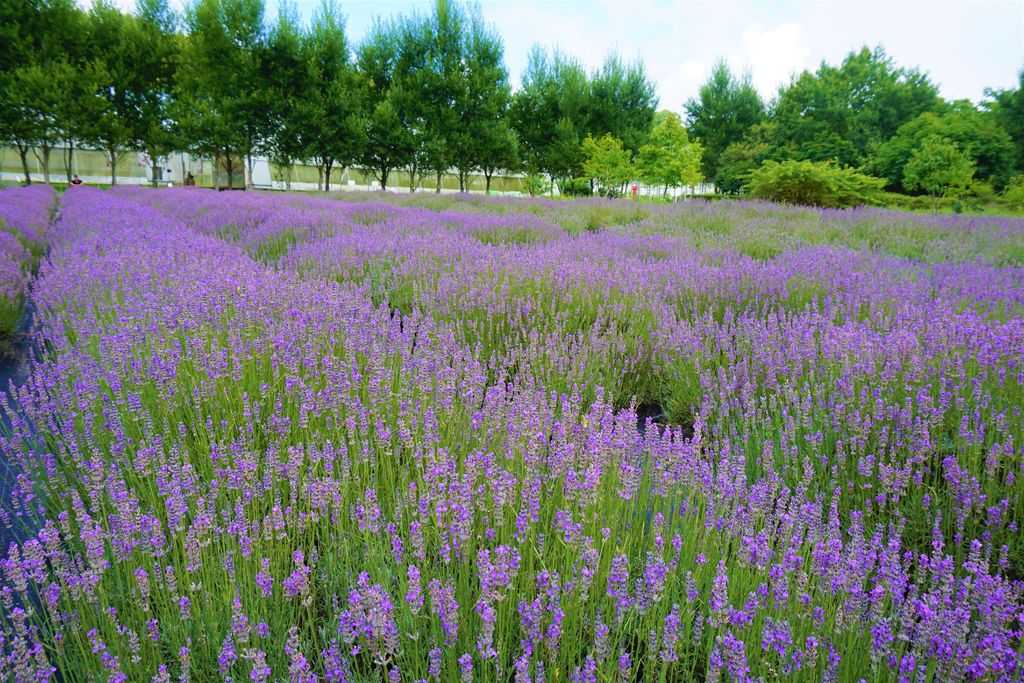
top-left (357, 17), bottom-right (413, 190)
top-left (984, 69), bottom-right (1024, 174)
top-left (588, 54), bottom-right (657, 157)
top-left (177, 0), bottom-right (265, 189)
top-left (407, 3), bottom-right (458, 192)
top-left (772, 46), bottom-right (941, 167)
top-left (512, 46), bottom-right (655, 190)
top-left (0, 0), bottom-right (87, 184)
top-left (903, 135), bottom-right (975, 208)
top-left (636, 110), bottom-right (703, 196)
top-left (83, 0), bottom-right (148, 185)
top-left (136, 0), bottom-right (180, 186)
top-left (0, 69), bottom-right (42, 184)
top-left (260, 2), bottom-right (306, 188)
top-left (6, 63), bottom-right (80, 184)
top-left (511, 47), bottom-right (589, 185)
top-left (299, 0), bottom-right (363, 191)
top-left (684, 59), bottom-right (764, 187)
top-left (476, 121), bottom-right (518, 194)
top-left (450, 4), bottom-right (514, 192)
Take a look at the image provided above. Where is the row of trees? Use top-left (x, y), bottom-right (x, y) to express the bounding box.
top-left (686, 49), bottom-right (1024, 200)
top-left (3, 0), bottom-right (1021, 202)
top-left (0, 0), bottom-right (178, 185)
top-left (0, 0), bottom-right (672, 193)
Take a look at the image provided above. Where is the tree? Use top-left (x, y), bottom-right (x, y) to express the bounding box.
top-left (547, 116), bottom-right (585, 188)
top-left (714, 121), bottom-right (776, 194)
top-left (451, 4), bottom-right (515, 192)
top-left (511, 47), bottom-right (589, 185)
top-left (177, 0), bottom-right (265, 189)
top-left (0, 72), bottom-right (38, 184)
top-left (135, 0), bottom-right (180, 187)
top-left (0, 0), bottom-right (87, 184)
top-left (225, 0), bottom-right (267, 189)
top-left (82, 0), bottom-right (145, 186)
top-left (6, 63), bottom-right (77, 184)
top-left (902, 135), bottom-right (975, 208)
top-left (772, 46), bottom-right (941, 167)
top-left (258, 2), bottom-right (305, 188)
top-left (299, 0), bottom-right (363, 191)
top-left (870, 103), bottom-right (1016, 192)
top-left (588, 54), bottom-right (657, 157)
top-left (984, 69), bottom-right (1024, 174)
top-left (512, 46), bottom-right (655, 190)
top-left (409, 1), bottom-right (460, 192)
top-left (582, 134), bottom-right (632, 195)
top-left (685, 59), bottom-right (764, 187)
top-left (477, 121), bottom-right (518, 194)
top-left (636, 111), bottom-right (703, 196)
top-left (362, 93), bottom-right (411, 191)
top-left (357, 17), bottom-right (413, 191)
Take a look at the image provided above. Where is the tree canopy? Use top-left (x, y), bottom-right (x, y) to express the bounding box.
top-left (772, 47), bottom-right (942, 167)
top-left (685, 60), bottom-right (764, 188)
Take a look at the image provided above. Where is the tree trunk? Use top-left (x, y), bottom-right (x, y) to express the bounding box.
top-left (64, 139), bottom-right (74, 184)
top-left (485, 171), bottom-right (492, 194)
top-left (285, 163), bottom-right (292, 190)
top-left (17, 144), bottom-right (30, 185)
top-left (379, 167), bottom-right (388, 191)
top-left (108, 145), bottom-right (118, 186)
top-left (435, 170), bottom-right (442, 194)
top-left (225, 153), bottom-right (234, 190)
top-left (150, 158), bottom-right (161, 188)
top-left (246, 154), bottom-right (254, 190)
top-left (325, 159), bottom-right (333, 192)
top-left (32, 144), bottom-right (52, 184)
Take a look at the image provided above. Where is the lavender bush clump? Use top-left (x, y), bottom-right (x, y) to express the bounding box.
top-left (0, 186), bottom-right (1022, 681)
top-left (0, 185), bottom-right (54, 337)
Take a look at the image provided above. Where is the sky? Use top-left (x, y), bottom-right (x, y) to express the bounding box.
top-left (105, 0), bottom-right (1024, 113)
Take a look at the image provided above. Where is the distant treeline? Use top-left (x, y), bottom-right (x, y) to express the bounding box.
top-left (1, 0), bottom-right (1022, 203)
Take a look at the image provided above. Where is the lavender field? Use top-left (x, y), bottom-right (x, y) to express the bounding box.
top-left (0, 185), bottom-right (1023, 681)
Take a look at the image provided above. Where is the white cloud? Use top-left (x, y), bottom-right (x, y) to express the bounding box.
top-left (658, 59), bottom-right (708, 112)
top-left (740, 22), bottom-right (812, 98)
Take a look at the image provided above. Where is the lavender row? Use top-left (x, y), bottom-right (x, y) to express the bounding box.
top-left (0, 185), bottom-right (54, 337)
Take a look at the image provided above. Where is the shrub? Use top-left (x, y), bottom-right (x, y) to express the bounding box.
top-left (522, 175), bottom-right (547, 197)
top-left (1004, 176), bottom-right (1024, 211)
top-left (745, 159), bottom-right (885, 208)
top-left (558, 178), bottom-right (592, 197)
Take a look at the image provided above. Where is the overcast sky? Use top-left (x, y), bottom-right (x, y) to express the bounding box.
top-left (106, 0), bottom-right (1024, 112)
